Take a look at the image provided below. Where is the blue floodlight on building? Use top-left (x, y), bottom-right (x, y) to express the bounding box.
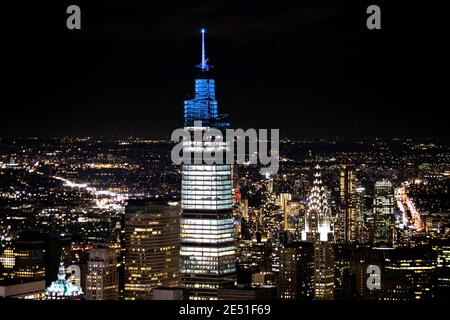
top-left (184, 29), bottom-right (229, 128)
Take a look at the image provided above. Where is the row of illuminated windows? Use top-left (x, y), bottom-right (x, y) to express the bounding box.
top-left (182, 203), bottom-right (233, 210)
top-left (182, 204), bottom-right (232, 210)
top-left (181, 238), bottom-right (234, 244)
top-left (182, 180), bottom-right (231, 186)
top-left (181, 235), bottom-right (233, 242)
top-left (181, 183), bottom-right (231, 193)
top-left (181, 256), bottom-right (233, 265)
top-left (181, 232), bottom-right (233, 238)
top-left (182, 176), bottom-right (230, 182)
top-left (181, 219), bottom-right (233, 230)
top-left (181, 218), bottom-right (234, 225)
top-left (181, 261), bottom-right (235, 270)
top-left (182, 196), bottom-right (232, 203)
top-left (182, 194), bottom-right (231, 200)
top-left (181, 231), bottom-right (233, 239)
top-left (181, 185), bottom-right (232, 192)
top-left (182, 201), bottom-right (232, 208)
top-left (181, 226), bottom-right (233, 233)
top-left (183, 164), bottom-right (230, 171)
top-left (183, 171), bottom-right (230, 177)
top-left (182, 185), bottom-right (231, 191)
top-left (181, 225), bottom-right (234, 234)
top-left (182, 189), bottom-right (231, 195)
top-left (181, 246), bottom-right (235, 253)
top-left (182, 196), bottom-right (231, 201)
top-left (181, 226), bottom-right (234, 233)
top-left (181, 268), bottom-right (236, 275)
top-left (180, 251), bottom-right (235, 258)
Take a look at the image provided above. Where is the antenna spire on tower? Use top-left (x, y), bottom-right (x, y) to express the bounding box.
top-left (198, 28), bottom-right (209, 71)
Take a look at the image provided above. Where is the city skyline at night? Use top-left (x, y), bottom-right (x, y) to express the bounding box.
top-left (2, 1), bottom-right (450, 311)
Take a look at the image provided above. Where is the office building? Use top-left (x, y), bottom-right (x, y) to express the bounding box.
top-left (278, 241), bottom-right (314, 300)
top-left (124, 200), bottom-right (180, 300)
top-left (373, 180), bottom-right (395, 246)
top-left (180, 29), bottom-right (236, 300)
top-left (338, 165), bottom-right (358, 243)
top-left (86, 246), bottom-right (119, 300)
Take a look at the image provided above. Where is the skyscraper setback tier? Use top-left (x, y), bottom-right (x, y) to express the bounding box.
top-left (180, 29), bottom-right (236, 300)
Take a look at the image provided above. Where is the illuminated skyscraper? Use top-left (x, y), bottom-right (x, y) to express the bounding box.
top-left (86, 246), bottom-right (119, 300)
top-left (338, 165), bottom-right (358, 243)
top-left (180, 29), bottom-right (236, 300)
top-left (373, 180), bottom-right (395, 246)
top-left (14, 238), bottom-right (46, 281)
top-left (302, 166), bottom-right (334, 300)
top-left (124, 200), bottom-right (180, 300)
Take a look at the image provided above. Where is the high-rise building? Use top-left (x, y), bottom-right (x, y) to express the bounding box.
top-left (86, 246), bottom-right (119, 300)
top-left (338, 165), bottom-right (358, 243)
top-left (356, 187), bottom-right (370, 243)
top-left (180, 29), bottom-right (236, 300)
top-left (432, 239), bottom-right (450, 299)
top-left (279, 193), bottom-right (292, 231)
top-left (278, 241), bottom-right (314, 300)
top-left (124, 200), bottom-right (180, 300)
top-left (384, 247), bottom-right (437, 300)
top-left (373, 180), bottom-right (395, 246)
top-left (302, 166), bottom-right (334, 300)
top-left (0, 233), bottom-right (46, 283)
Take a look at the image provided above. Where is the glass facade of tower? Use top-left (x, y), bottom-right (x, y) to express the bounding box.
top-left (180, 31), bottom-right (236, 300)
top-left (373, 180), bottom-right (395, 246)
top-left (181, 164), bottom-right (233, 210)
top-left (184, 79), bottom-right (218, 128)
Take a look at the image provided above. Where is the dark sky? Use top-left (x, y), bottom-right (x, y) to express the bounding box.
top-left (4, 1), bottom-right (449, 140)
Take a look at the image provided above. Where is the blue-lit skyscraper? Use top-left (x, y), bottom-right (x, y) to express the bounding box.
top-left (180, 29), bottom-right (236, 300)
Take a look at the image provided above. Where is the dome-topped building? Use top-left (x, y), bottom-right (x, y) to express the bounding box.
top-left (45, 262), bottom-right (83, 300)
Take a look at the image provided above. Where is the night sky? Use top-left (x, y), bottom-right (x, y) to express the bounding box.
top-left (4, 1), bottom-right (449, 140)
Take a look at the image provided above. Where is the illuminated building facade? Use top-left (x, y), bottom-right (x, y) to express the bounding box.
top-left (124, 200), bottom-right (180, 300)
top-left (45, 262), bottom-right (83, 300)
top-left (0, 235), bottom-right (45, 283)
top-left (373, 180), bottom-right (395, 246)
top-left (433, 240), bottom-right (450, 299)
top-left (86, 246), bottom-right (119, 300)
top-left (338, 165), bottom-right (358, 243)
top-left (384, 247), bottom-right (437, 300)
top-left (302, 166), bottom-right (334, 300)
top-left (278, 241), bottom-right (314, 300)
top-left (14, 238), bottom-right (46, 281)
top-left (180, 29), bottom-right (236, 300)
top-left (0, 245), bottom-right (16, 282)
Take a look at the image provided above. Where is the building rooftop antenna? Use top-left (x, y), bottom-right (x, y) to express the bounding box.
top-left (198, 28), bottom-right (209, 71)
